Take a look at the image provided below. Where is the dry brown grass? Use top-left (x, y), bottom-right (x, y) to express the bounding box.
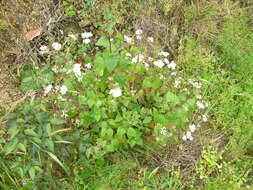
top-left (0, 0), bottom-right (64, 64)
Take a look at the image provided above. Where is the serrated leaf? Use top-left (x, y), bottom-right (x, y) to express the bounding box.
top-left (165, 92), bottom-right (180, 105)
top-left (96, 36), bottom-right (110, 48)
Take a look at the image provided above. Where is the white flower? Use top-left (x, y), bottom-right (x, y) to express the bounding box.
top-left (167, 61), bottom-right (177, 70)
top-left (202, 115), bottom-right (208, 122)
top-left (136, 35), bottom-right (142, 40)
top-left (60, 85), bottom-right (68, 95)
top-left (124, 35), bottom-right (133, 44)
top-left (182, 135), bottom-right (187, 141)
top-left (164, 58), bottom-right (170, 64)
top-left (160, 74), bottom-right (165, 79)
top-left (85, 63), bottom-right (92, 69)
top-left (83, 38), bottom-right (91, 44)
top-left (189, 124), bottom-right (196, 132)
top-left (39, 45), bottom-right (49, 55)
top-left (125, 53), bottom-right (132, 57)
top-left (68, 34), bottom-right (77, 40)
top-left (159, 51), bottom-right (169, 57)
top-left (186, 131), bottom-right (193, 141)
top-left (154, 60), bottom-right (164, 68)
top-left (174, 80), bottom-right (181, 88)
top-left (135, 29), bottom-right (143, 35)
top-left (81, 32), bottom-right (93, 38)
top-left (61, 110), bottom-right (67, 118)
top-left (196, 94), bottom-right (202, 99)
top-left (196, 101), bottom-right (205, 109)
top-left (73, 64), bottom-right (81, 77)
top-left (132, 54), bottom-right (144, 63)
top-left (109, 88), bottom-right (122, 98)
top-left (147, 37), bottom-right (154, 42)
top-left (188, 79), bottom-right (202, 88)
top-left (144, 62), bottom-right (150, 68)
top-left (193, 82), bottom-right (202, 88)
top-left (52, 42), bottom-right (62, 51)
top-left (44, 84), bottom-right (53, 95)
top-left (148, 57), bottom-right (153, 61)
top-left (160, 127), bottom-right (168, 136)
top-left (171, 72), bottom-right (177, 76)
top-left (52, 66), bottom-right (58, 73)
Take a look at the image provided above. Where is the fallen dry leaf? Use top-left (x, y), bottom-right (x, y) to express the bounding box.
top-left (25, 27), bottom-right (43, 40)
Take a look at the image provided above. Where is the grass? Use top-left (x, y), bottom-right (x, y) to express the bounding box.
top-left (0, 0), bottom-right (253, 189)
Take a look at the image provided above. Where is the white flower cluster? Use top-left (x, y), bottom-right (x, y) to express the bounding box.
top-left (81, 32), bottom-right (93, 44)
top-left (124, 35), bottom-right (133, 44)
top-left (135, 29), bottom-right (143, 40)
top-left (131, 54), bottom-right (144, 63)
top-left (109, 88), bottom-right (122, 98)
top-left (52, 42), bottom-right (62, 51)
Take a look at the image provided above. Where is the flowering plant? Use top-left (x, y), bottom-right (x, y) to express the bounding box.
top-left (17, 29), bottom-right (209, 158)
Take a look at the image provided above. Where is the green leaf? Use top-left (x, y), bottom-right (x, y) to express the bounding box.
top-left (117, 128), bottom-right (126, 136)
top-left (4, 139), bottom-right (18, 155)
top-left (127, 128), bottom-right (137, 137)
top-left (165, 92), bottom-right (180, 105)
top-left (106, 56), bottom-right (118, 73)
top-left (96, 36), bottom-right (110, 48)
top-left (29, 167), bottom-right (36, 180)
top-left (143, 116), bottom-right (152, 124)
top-left (18, 143), bottom-right (27, 153)
top-left (143, 78), bottom-right (153, 88)
top-left (50, 118), bottom-right (66, 125)
top-left (24, 129), bottom-right (38, 137)
top-left (8, 124), bottom-right (19, 140)
top-left (45, 151), bottom-right (68, 174)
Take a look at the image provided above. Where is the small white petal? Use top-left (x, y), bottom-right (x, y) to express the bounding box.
top-left (147, 37), bottom-right (154, 42)
top-left (60, 85), bottom-right (68, 95)
top-left (81, 32), bottom-right (93, 38)
top-left (135, 29), bottom-right (143, 35)
top-left (83, 38), bottom-right (91, 44)
top-left (136, 35), bottom-right (142, 40)
top-left (85, 63), bottom-right (92, 69)
top-left (196, 101), bottom-right (205, 109)
top-left (109, 88), bottom-right (122, 98)
top-left (39, 45), bottom-right (49, 55)
top-left (189, 124), bottom-right (196, 133)
top-left (182, 135), bottom-right (187, 141)
top-left (174, 80), bottom-right (181, 88)
top-left (167, 61), bottom-right (177, 70)
top-left (52, 42), bottom-right (62, 51)
top-left (125, 53), bottom-right (132, 57)
top-left (159, 51), bottom-right (169, 57)
top-left (196, 94), bottom-right (202, 99)
top-left (202, 115), bottom-right (208, 122)
top-left (44, 84), bottom-right (53, 94)
top-left (68, 34), bottom-right (77, 40)
top-left (154, 60), bottom-right (165, 68)
top-left (186, 131), bottom-right (192, 139)
top-left (124, 35), bottom-right (133, 44)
